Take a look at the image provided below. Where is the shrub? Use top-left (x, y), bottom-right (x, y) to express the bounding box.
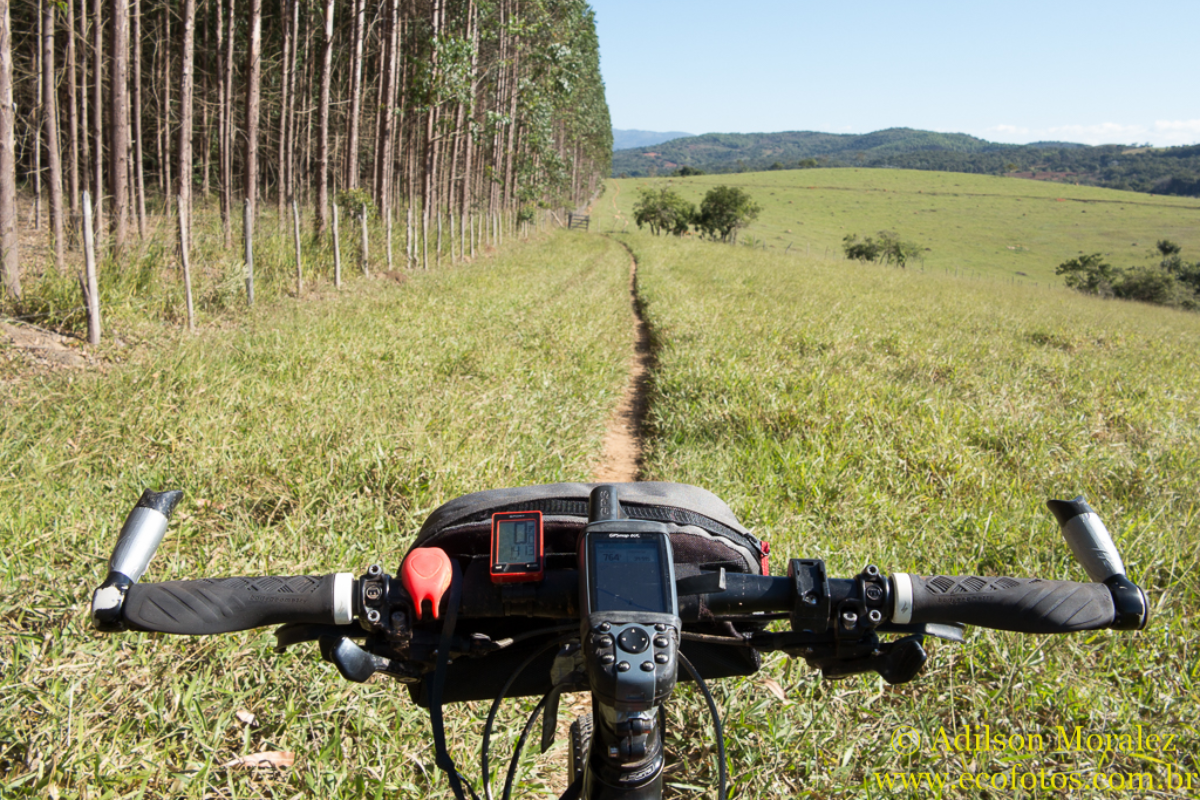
top-left (843, 230), bottom-right (925, 267)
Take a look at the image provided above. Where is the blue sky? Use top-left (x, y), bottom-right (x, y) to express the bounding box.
top-left (589, 0), bottom-right (1200, 147)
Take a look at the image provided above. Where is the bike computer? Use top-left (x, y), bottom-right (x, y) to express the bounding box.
top-left (489, 510), bottom-right (544, 584)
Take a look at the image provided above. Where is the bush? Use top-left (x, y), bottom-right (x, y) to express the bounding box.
top-left (1114, 267), bottom-right (1195, 307)
top-left (1057, 247), bottom-right (1199, 310)
top-left (843, 234), bottom-right (882, 262)
top-left (336, 188), bottom-right (377, 220)
top-left (843, 230), bottom-right (925, 267)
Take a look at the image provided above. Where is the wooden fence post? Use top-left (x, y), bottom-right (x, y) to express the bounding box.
top-left (292, 198), bottom-right (303, 295)
top-left (244, 198), bottom-right (255, 306)
top-left (81, 190), bottom-right (101, 345)
top-left (178, 195), bottom-right (195, 331)
top-left (386, 206), bottom-right (393, 270)
top-left (332, 203), bottom-right (341, 288)
top-left (359, 203), bottom-right (369, 276)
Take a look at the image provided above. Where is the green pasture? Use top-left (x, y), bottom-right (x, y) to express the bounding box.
top-left (4, 203), bottom-right (1200, 799)
top-left (626, 230), bottom-right (1200, 797)
top-left (1, 233), bottom-right (632, 798)
top-left (595, 169), bottom-right (1200, 283)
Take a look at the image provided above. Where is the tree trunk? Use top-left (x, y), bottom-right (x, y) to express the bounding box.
top-left (243, 0), bottom-right (261, 219)
top-left (178, 0), bottom-right (195, 226)
top-left (92, 0), bottom-right (103, 238)
top-left (109, 0), bottom-right (130, 252)
top-left (131, 0), bottom-right (145, 236)
top-left (35, 5), bottom-right (42, 231)
top-left (287, 0), bottom-right (302, 204)
top-left (66, 0), bottom-right (80, 225)
top-left (0, 0), bottom-right (18, 298)
top-left (343, 0), bottom-right (364, 189)
top-left (161, 1), bottom-right (171, 201)
top-left (315, 0), bottom-right (334, 236)
top-left (277, 0), bottom-right (290, 217)
top-left (43, 0), bottom-right (65, 269)
top-left (221, 0), bottom-right (234, 247)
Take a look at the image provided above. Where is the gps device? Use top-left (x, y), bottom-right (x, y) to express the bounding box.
top-left (580, 486), bottom-right (681, 722)
top-left (489, 510), bottom-right (544, 584)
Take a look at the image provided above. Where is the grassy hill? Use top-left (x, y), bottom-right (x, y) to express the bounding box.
top-left (612, 128), bottom-right (1002, 173)
top-left (612, 129), bottom-right (1200, 197)
top-left (625, 229), bottom-right (1199, 796)
top-left (3, 189), bottom-right (1198, 797)
top-left (594, 168), bottom-right (1200, 283)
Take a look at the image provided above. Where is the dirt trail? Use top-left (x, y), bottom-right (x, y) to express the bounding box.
top-left (592, 238), bottom-right (652, 483)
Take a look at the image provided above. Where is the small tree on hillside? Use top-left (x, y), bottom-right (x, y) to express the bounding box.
top-left (695, 186), bottom-right (761, 244)
top-left (1056, 253), bottom-right (1119, 296)
top-left (633, 188), bottom-right (694, 236)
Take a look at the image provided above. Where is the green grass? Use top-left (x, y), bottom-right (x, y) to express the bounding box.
top-left (0, 231), bottom-right (632, 798)
top-left (625, 229), bottom-right (1200, 797)
top-left (595, 169), bottom-right (1200, 283)
top-left (3, 196), bottom-right (507, 340)
top-left (6, 178), bottom-right (1200, 799)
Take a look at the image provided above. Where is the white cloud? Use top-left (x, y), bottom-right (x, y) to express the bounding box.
top-left (980, 121), bottom-right (1199, 147)
top-left (1045, 122), bottom-right (1147, 145)
top-left (1153, 120), bottom-right (1200, 144)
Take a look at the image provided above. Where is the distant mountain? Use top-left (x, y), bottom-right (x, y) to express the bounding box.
top-left (612, 129), bottom-right (696, 151)
top-left (610, 127), bottom-right (1200, 197)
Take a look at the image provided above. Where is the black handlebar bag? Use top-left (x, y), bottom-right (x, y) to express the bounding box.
top-left (405, 481), bottom-right (768, 706)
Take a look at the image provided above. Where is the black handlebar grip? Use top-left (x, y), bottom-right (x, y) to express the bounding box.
top-left (901, 575), bottom-right (1115, 633)
top-left (122, 574), bottom-right (354, 635)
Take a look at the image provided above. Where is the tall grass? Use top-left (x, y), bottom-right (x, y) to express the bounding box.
top-left (0, 231), bottom-right (632, 798)
top-left (627, 230), bottom-right (1200, 797)
top-left (3, 199), bottom-right (521, 337)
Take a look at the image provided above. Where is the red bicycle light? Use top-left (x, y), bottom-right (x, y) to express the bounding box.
top-left (401, 547), bottom-right (453, 620)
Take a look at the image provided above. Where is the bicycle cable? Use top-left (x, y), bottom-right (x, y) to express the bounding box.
top-left (428, 561), bottom-right (481, 800)
top-left (677, 650), bottom-right (728, 800)
top-left (481, 633), bottom-right (578, 800)
top-left (501, 691), bottom-right (553, 800)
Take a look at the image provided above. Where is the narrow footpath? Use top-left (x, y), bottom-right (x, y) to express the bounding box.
top-left (593, 238), bottom-right (653, 482)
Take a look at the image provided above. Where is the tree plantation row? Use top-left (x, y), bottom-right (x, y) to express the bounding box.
top-left (0, 0), bottom-right (612, 302)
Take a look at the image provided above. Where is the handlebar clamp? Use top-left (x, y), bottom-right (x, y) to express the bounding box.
top-left (787, 559), bottom-right (830, 635)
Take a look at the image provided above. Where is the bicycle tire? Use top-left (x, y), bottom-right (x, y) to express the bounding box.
top-left (568, 713), bottom-right (593, 781)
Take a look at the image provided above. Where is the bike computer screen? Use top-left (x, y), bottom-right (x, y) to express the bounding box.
top-left (588, 535), bottom-right (672, 614)
top-left (490, 511), bottom-right (544, 583)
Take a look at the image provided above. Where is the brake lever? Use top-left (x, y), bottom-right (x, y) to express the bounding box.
top-left (809, 635), bottom-right (929, 685)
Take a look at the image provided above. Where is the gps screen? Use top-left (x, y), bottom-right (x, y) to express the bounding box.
top-left (591, 539), bottom-right (668, 613)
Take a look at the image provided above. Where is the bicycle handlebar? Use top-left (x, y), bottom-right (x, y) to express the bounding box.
top-left (113, 568), bottom-right (1132, 637)
top-left (92, 488), bottom-right (1148, 638)
top-left (892, 573), bottom-right (1115, 633)
top-left (121, 574), bottom-right (356, 634)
